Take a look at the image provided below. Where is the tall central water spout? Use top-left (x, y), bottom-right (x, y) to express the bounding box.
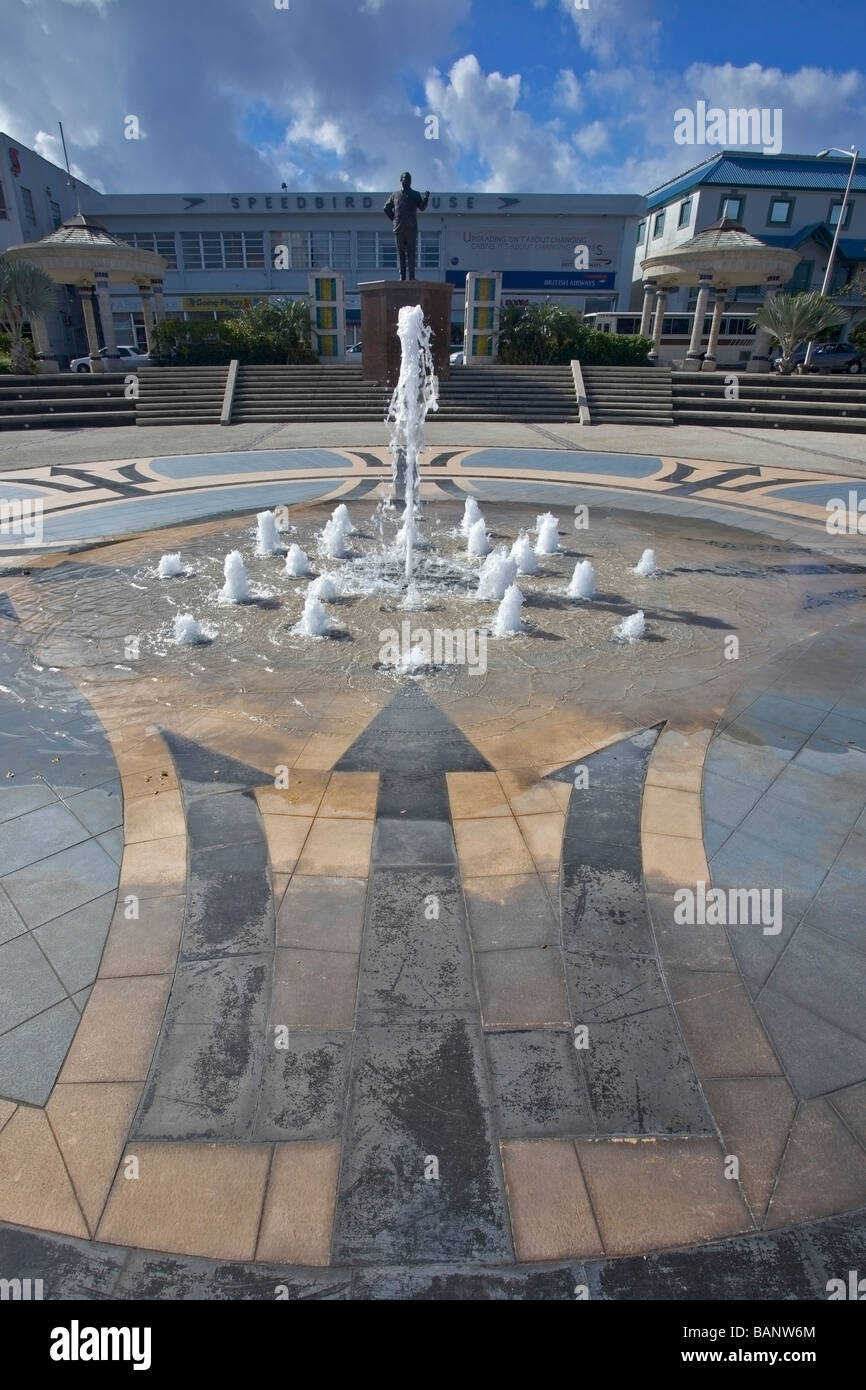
top-left (386, 304), bottom-right (439, 586)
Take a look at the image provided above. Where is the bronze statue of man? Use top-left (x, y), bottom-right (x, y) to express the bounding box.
top-left (383, 172), bottom-right (430, 281)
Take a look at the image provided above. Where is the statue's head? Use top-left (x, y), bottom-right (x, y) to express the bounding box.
top-left (400, 171), bottom-right (412, 188)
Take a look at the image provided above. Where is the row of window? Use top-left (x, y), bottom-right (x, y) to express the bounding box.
top-left (637, 194), bottom-right (855, 245)
top-left (0, 181), bottom-right (61, 228)
top-left (112, 228), bottom-right (442, 272)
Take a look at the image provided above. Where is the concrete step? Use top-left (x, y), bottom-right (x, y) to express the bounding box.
top-left (673, 409), bottom-right (866, 431)
top-left (0, 411), bottom-right (135, 430)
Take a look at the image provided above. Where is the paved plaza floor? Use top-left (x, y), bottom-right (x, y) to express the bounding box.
top-left (0, 425), bottom-right (865, 1299)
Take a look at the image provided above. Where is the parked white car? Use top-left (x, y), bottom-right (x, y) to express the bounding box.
top-left (70, 345), bottom-right (152, 372)
top-left (449, 349), bottom-right (465, 365)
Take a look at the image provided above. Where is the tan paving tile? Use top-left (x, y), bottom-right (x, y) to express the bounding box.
top-left (576, 1137), bottom-right (752, 1256)
top-left (59, 976), bottom-right (170, 1083)
top-left (255, 770), bottom-right (330, 817)
top-left (120, 836), bottom-right (186, 899)
top-left (271, 948), bottom-right (359, 1029)
top-left (295, 818), bottom-right (373, 876)
top-left (667, 969), bottom-right (781, 1078)
top-left (476, 947), bottom-right (569, 1028)
top-left (318, 772), bottom-right (379, 819)
top-left (99, 895), bottom-right (185, 978)
top-left (516, 812), bottom-right (566, 873)
top-left (0, 1100), bottom-right (16, 1134)
top-left (261, 814), bottom-right (313, 874)
top-left (121, 766), bottom-right (178, 800)
top-left (296, 731), bottom-right (361, 770)
top-left (446, 771), bottom-right (510, 819)
top-left (502, 1139), bottom-right (603, 1261)
top-left (642, 787), bottom-right (703, 840)
top-left (642, 833), bottom-right (708, 894)
top-left (96, 1142), bottom-right (272, 1260)
top-left (703, 1077), bottom-right (798, 1224)
top-left (256, 1140), bottom-right (341, 1265)
top-left (47, 1082), bottom-right (142, 1234)
top-left (0, 1107), bottom-right (88, 1238)
top-left (454, 817), bottom-right (535, 879)
top-left (645, 761), bottom-right (703, 793)
top-left (766, 1100), bottom-right (866, 1229)
top-left (113, 735), bottom-right (172, 775)
top-left (648, 894), bottom-right (736, 971)
top-left (497, 768), bottom-right (562, 815)
top-left (124, 789), bottom-right (185, 844)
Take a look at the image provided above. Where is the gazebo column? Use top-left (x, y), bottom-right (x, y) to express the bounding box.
top-left (685, 274), bottom-right (712, 368)
top-left (748, 274), bottom-right (783, 373)
top-left (93, 270), bottom-right (117, 365)
top-left (647, 285), bottom-right (668, 363)
top-left (78, 287), bottom-right (101, 364)
top-left (701, 288), bottom-right (728, 372)
top-left (639, 280), bottom-right (656, 338)
top-left (138, 284), bottom-right (156, 353)
top-left (150, 277), bottom-right (166, 323)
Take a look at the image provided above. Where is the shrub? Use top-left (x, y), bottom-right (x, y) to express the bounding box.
top-left (498, 300), bottom-right (650, 365)
top-left (151, 299), bottom-right (318, 366)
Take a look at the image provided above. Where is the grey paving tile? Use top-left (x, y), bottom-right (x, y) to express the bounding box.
top-left (371, 817), bottom-right (456, 868)
top-left (724, 886), bottom-right (812, 991)
top-left (485, 1029), bottom-right (593, 1137)
top-left (0, 799), bottom-right (90, 876)
top-left (702, 818), bottom-right (730, 858)
top-left (817, 709), bottom-right (866, 753)
top-left (2, 838), bottom-right (120, 929)
top-left (0, 882), bottom-right (27, 946)
top-left (701, 770), bottom-right (762, 831)
top-left (0, 1223), bottom-right (127, 1300)
top-left (757, 987), bottom-right (866, 1100)
top-left (796, 735), bottom-right (866, 790)
top-left (185, 790), bottom-right (263, 849)
top-left (41, 750), bottom-right (123, 798)
top-left (0, 933), bottom-right (66, 1033)
top-left (476, 945), bottom-right (569, 1027)
top-left (354, 1263), bottom-right (584, 1300)
top-left (561, 855), bottom-right (652, 956)
top-left (706, 733), bottom-right (792, 792)
top-left (182, 842), bottom-right (272, 960)
top-left (722, 711), bottom-right (808, 757)
top-left (465, 872), bottom-right (559, 951)
top-left (276, 874), bottom-right (366, 952)
top-left (710, 825), bottom-right (828, 898)
top-left (739, 800), bottom-right (854, 869)
top-left (357, 869), bottom-right (475, 1020)
top-left (33, 891), bottom-right (114, 994)
top-left (96, 828), bottom-right (123, 865)
top-left (62, 778), bottom-right (122, 834)
top-left (760, 926), bottom-right (866, 1048)
top-left (0, 1000), bottom-right (80, 1105)
top-left (257, 1031), bottom-right (351, 1140)
top-left (332, 1014), bottom-right (511, 1264)
top-left (747, 691), bottom-right (829, 737)
top-left (115, 1250), bottom-right (350, 1300)
top-left (564, 949), bottom-right (713, 1135)
top-left (0, 781), bottom-right (56, 825)
top-left (586, 1227), bottom-right (823, 1301)
top-left (72, 986), bottom-right (92, 1013)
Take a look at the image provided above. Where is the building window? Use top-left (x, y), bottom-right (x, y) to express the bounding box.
top-left (358, 230), bottom-right (399, 269)
top-left (115, 231), bottom-right (178, 270)
top-left (419, 232), bottom-right (440, 270)
top-left (652, 210), bottom-right (665, 239)
top-left (270, 230), bottom-right (353, 270)
top-left (636, 219), bottom-right (646, 245)
top-left (789, 261), bottom-right (813, 293)
top-left (180, 231), bottom-right (264, 270)
top-left (49, 200), bottom-right (62, 229)
top-left (768, 197), bottom-right (793, 226)
top-left (678, 197), bottom-right (692, 229)
top-left (828, 200), bottom-right (853, 229)
top-left (719, 195), bottom-right (743, 221)
top-left (0, 181), bottom-right (7, 220)
top-left (21, 187), bottom-right (36, 223)
top-left (331, 231), bottom-right (351, 269)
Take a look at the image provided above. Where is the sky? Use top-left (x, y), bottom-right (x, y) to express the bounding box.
top-left (2, 0), bottom-right (865, 197)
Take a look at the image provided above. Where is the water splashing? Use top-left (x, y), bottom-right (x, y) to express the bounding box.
top-left (492, 584), bottom-right (525, 636)
top-left (319, 517), bottom-right (350, 559)
top-left (467, 517), bottom-right (491, 558)
top-left (460, 497), bottom-right (483, 538)
top-left (173, 613), bottom-right (206, 644)
top-left (613, 610), bottom-right (646, 642)
top-left (284, 543), bottom-right (311, 577)
top-left (255, 510), bottom-right (282, 556)
top-left (535, 513), bottom-right (560, 555)
top-left (634, 548), bottom-right (658, 577)
top-left (309, 572), bottom-right (339, 601)
top-left (158, 553), bottom-right (183, 579)
top-left (567, 559), bottom-right (596, 599)
top-left (218, 551), bottom-right (252, 603)
top-left (477, 546), bottom-right (518, 600)
top-left (294, 591), bottom-right (333, 637)
top-left (510, 532), bottom-right (539, 575)
top-left (386, 304), bottom-right (439, 587)
top-left (331, 503), bottom-right (356, 535)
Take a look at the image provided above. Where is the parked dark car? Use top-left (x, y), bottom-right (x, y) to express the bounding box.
top-left (773, 342), bottom-right (864, 374)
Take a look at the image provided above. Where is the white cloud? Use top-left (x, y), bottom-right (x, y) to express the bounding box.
top-left (573, 120), bottom-right (608, 156)
top-left (560, 0), bottom-right (660, 63)
top-left (553, 68), bottom-right (582, 110)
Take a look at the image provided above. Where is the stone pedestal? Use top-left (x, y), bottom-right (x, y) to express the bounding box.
top-left (359, 280), bottom-right (453, 385)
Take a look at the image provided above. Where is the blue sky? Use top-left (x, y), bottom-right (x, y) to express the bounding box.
top-left (2, 0), bottom-right (865, 195)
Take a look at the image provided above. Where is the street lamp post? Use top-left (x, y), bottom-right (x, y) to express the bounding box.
top-left (803, 146), bottom-right (860, 370)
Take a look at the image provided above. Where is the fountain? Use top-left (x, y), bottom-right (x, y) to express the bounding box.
top-left (614, 610), bottom-right (646, 642)
top-left (634, 548), bottom-right (658, 577)
top-left (308, 572), bottom-right (339, 601)
top-left (319, 517), bottom-right (350, 559)
top-left (567, 559), bottom-right (596, 599)
top-left (284, 543), bottom-right (311, 577)
top-left (386, 304), bottom-right (439, 588)
top-left (255, 510), bottom-right (283, 556)
top-left (535, 513), bottom-right (560, 555)
top-left (477, 546), bottom-right (518, 600)
top-left (218, 551), bottom-right (252, 603)
top-left (467, 517), bottom-right (491, 558)
top-left (493, 584), bottom-right (525, 636)
top-left (460, 497), bottom-right (483, 538)
top-left (510, 532), bottom-right (539, 575)
top-left (331, 503), bottom-right (357, 535)
top-left (158, 553), bottom-right (184, 578)
top-left (173, 613), bottom-right (206, 644)
top-left (294, 590), bottom-right (334, 637)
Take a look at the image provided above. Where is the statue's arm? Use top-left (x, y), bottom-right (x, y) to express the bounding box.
top-left (383, 195), bottom-right (395, 221)
top-left (418, 190), bottom-right (430, 210)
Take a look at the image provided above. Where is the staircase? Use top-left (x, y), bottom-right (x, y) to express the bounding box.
top-left (672, 371), bottom-right (866, 432)
top-left (136, 366), bottom-right (229, 426)
top-left (0, 373), bottom-right (135, 430)
top-left (230, 365), bottom-right (388, 423)
top-left (435, 366), bottom-right (579, 421)
top-left (580, 365), bottom-right (674, 426)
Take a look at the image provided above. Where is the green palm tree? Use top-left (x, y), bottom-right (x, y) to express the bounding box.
top-left (0, 257), bottom-right (57, 374)
top-left (752, 291), bottom-right (848, 374)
